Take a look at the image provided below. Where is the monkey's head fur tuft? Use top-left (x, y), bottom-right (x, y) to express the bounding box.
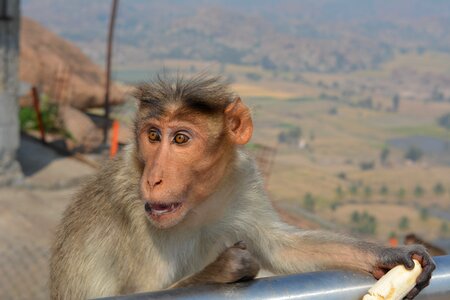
top-left (131, 73), bottom-right (253, 229)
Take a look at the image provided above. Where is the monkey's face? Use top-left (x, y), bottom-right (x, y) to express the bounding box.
top-left (137, 109), bottom-right (233, 229)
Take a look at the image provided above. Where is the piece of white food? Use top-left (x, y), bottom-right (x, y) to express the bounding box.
top-left (362, 259), bottom-right (422, 300)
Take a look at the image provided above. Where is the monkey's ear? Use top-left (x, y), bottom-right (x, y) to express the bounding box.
top-left (224, 97), bottom-right (253, 145)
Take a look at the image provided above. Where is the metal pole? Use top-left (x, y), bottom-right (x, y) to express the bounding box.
top-left (103, 0), bottom-right (119, 145)
top-left (98, 255), bottom-right (450, 300)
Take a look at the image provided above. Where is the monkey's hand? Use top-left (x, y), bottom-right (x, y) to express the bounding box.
top-left (206, 241), bottom-right (260, 284)
top-left (372, 245), bottom-right (436, 299)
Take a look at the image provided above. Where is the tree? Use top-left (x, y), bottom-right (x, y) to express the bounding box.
top-left (405, 146), bottom-right (423, 162)
top-left (397, 187), bottom-right (406, 199)
top-left (335, 186), bottom-right (344, 199)
top-left (433, 182), bottom-right (445, 196)
top-left (420, 208), bottom-right (429, 221)
top-left (364, 186), bottom-right (372, 198)
top-left (438, 113), bottom-right (450, 130)
top-left (414, 185), bottom-right (425, 198)
top-left (349, 185), bottom-right (358, 196)
top-left (380, 147), bottom-right (390, 165)
top-left (351, 211), bottom-right (360, 223)
top-left (359, 161), bottom-right (374, 171)
top-left (380, 185), bottom-right (389, 196)
top-left (392, 94), bottom-right (400, 112)
top-left (303, 193), bottom-right (315, 213)
top-left (399, 216), bottom-right (410, 230)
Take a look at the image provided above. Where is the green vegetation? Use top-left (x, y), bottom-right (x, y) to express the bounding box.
top-left (414, 185), bottom-right (425, 198)
top-left (438, 113), bottom-right (450, 130)
top-left (278, 126), bottom-right (302, 145)
top-left (349, 184), bottom-right (358, 196)
top-left (364, 186), bottom-right (372, 198)
top-left (392, 94), bottom-right (400, 112)
top-left (359, 161), bottom-right (375, 171)
top-left (404, 146), bottom-right (423, 162)
top-left (380, 185), bottom-right (389, 196)
top-left (380, 147), bottom-right (390, 165)
top-left (397, 188), bottom-right (406, 199)
top-left (303, 193), bottom-right (316, 213)
top-left (433, 182), bottom-right (445, 196)
top-left (335, 186), bottom-right (344, 199)
top-left (399, 216), bottom-right (410, 230)
top-left (420, 208), bottom-right (429, 221)
top-left (350, 211), bottom-right (377, 235)
top-left (19, 98), bottom-right (59, 132)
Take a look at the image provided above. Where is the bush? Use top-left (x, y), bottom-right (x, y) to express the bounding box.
top-left (438, 113), bottom-right (450, 130)
top-left (405, 146), bottom-right (423, 162)
top-left (397, 188), bottom-right (406, 199)
top-left (350, 211), bottom-right (377, 235)
top-left (349, 185), bottom-right (358, 195)
top-left (433, 182), bottom-right (445, 195)
top-left (335, 186), bottom-right (344, 199)
top-left (303, 193), bottom-right (315, 213)
top-left (420, 208), bottom-right (429, 221)
top-left (19, 100), bottom-right (59, 132)
top-left (380, 185), bottom-right (389, 196)
top-left (364, 186), bottom-right (372, 198)
top-left (399, 216), bottom-right (410, 230)
top-left (414, 185), bottom-right (425, 198)
top-left (359, 161), bottom-right (374, 171)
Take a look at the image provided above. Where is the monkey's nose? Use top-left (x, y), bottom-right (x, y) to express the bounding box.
top-left (147, 179), bottom-right (162, 189)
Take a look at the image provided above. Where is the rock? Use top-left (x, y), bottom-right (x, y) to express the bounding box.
top-left (59, 106), bottom-right (103, 152)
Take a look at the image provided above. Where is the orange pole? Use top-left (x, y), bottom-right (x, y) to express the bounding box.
top-left (110, 120), bottom-right (119, 158)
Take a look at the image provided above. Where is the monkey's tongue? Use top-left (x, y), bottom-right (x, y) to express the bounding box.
top-left (145, 202), bottom-right (181, 215)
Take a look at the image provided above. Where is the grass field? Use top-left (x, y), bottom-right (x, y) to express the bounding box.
top-left (115, 52), bottom-right (450, 242)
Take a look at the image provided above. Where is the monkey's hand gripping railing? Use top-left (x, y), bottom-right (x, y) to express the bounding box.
top-left (99, 255), bottom-right (450, 300)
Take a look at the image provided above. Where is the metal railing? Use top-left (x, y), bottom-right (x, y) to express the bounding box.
top-left (99, 255), bottom-right (450, 300)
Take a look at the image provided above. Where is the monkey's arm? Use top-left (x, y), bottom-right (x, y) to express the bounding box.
top-left (169, 241), bottom-right (259, 289)
top-left (256, 228), bottom-right (435, 299)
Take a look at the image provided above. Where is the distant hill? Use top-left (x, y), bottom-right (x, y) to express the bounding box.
top-left (20, 17), bottom-right (124, 109)
top-left (22, 0), bottom-right (450, 73)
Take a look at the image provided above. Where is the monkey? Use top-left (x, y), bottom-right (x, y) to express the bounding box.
top-left (50, 74), bottom-right (435, 300)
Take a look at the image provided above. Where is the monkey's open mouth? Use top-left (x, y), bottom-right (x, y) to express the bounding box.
top-left (145, 202), bottom-right (182, 216)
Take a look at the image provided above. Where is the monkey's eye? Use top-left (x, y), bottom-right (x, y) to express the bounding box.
top-left (173, 133), bottom-right (190, 144)
top-left (148, 130), bottom-right (161, 142)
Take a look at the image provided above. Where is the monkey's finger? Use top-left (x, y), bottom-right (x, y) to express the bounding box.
top-left (405, 286), bottom-right (420, 299)
top-left (233, 241), bottom-right (247, 250)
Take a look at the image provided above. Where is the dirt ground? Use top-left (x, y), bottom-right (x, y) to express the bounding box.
top-left (0, 136), bottom-right (95, 300)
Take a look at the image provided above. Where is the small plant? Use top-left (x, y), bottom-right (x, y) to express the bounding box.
top-left (349, 184), bottom-right (358, 196)
top-left (399, 216), bottom-right (410, 230)
top-left (364, 186), bottom-right (372, 198)
top-left (420, 208), bottom-right (429, 221)
top-left (414, 185), bottom-right (425, 198)
top-left (433, 182), bottom-right (445, 196)
top-left (335, 186), bottom-right (344, 199)
top-left (19, 96), bottom-right (59, 132)
top-left (397, 187), bottom-right (406, 199)
top-left (303, 193), bottom-right (315, 213)
top-left (379, 185), bottom-right (389, 196)
top-left (359, 161), bottom-right (374, 171)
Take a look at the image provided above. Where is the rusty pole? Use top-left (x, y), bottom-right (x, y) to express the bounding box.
top-left (103, 0), bottom-right (119, 145)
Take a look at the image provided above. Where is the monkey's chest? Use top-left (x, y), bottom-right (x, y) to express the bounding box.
top-left (132, 236), bottom-right (231, 291)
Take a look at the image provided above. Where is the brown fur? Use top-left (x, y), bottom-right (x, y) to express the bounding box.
top-left (50, 74), bottom-right (434, 300)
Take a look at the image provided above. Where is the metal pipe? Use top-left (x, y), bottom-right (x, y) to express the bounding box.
top-left (98, 255), bottom-right (450, 300)
top-left (102, 0), bottom-right (119, 145)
